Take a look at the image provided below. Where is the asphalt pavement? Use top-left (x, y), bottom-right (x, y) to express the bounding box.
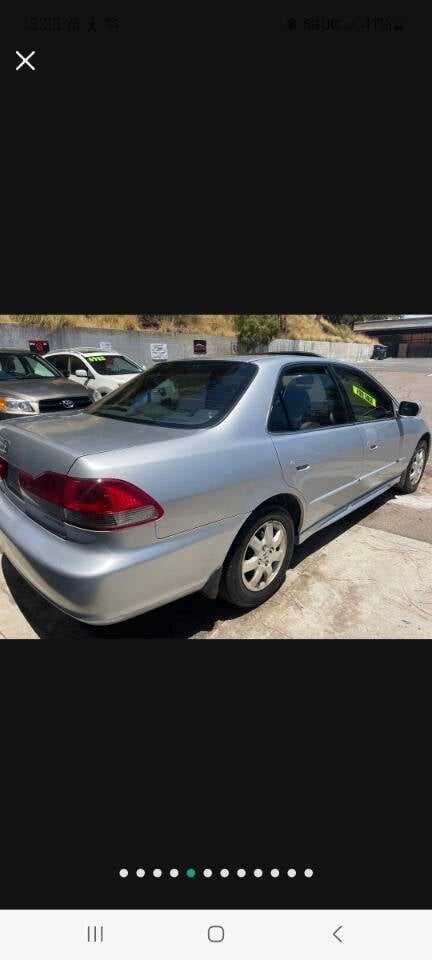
top-left (359, 358), bottom-right (432, 374)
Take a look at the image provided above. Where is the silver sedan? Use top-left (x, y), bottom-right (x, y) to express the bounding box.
top-left (0, 354), bottom-right (429, 624)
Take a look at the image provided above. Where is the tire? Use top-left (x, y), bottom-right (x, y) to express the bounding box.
top-left (219, 504), bottom-right (295, 609)
top-left (395, 440), bottom-right (428, 494)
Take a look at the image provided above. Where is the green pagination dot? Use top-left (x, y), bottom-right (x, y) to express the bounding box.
top-left (186, 868), bottom-right (196, 878)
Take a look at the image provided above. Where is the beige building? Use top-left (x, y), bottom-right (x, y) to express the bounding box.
top-left (353, 315), bottom-right (432, 358)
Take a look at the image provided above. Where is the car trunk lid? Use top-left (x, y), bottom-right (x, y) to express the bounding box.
top-left (0, 413), bottom-right (197, 538)
top-left (0, 411), bottom-right (197, 477)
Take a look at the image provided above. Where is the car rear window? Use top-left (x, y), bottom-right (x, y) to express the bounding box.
top-left (88, 360), bottom-right (257, 428)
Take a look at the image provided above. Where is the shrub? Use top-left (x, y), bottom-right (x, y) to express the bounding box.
top-left (234, 315), bottom-right (280, 352)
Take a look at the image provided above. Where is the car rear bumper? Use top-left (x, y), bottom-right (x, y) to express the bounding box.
top-left (0, 486), bottom-right (247, 624)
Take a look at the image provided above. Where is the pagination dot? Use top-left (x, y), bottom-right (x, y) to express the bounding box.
top-left (136, 868), bottom-right (145, 878)
top-left (237, 868), bottom-right (246, 877)
top-left (153, 868), bottom-right (162, 878)
top-left (287, 868), bottom-right (296, 878)
top-left (270, 868), bottom-right (280, 877)
top-left (203, 869), bottom-right (213, 877)
top-left (304, 868), bottom-right (314, 878)
top-left (253, 868), bottom-right (263, 877)
top-left (170, 869), bottom-right (179, 878)
top-left (119, 868), bottom-right (128, 878)
top-left (220, 868), bottom-right (229, 877)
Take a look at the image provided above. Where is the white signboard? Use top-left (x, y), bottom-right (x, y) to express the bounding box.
top-left (99, 341), bottom-right (112, 351)
top-left (150, 342), bottom-right (168, 361)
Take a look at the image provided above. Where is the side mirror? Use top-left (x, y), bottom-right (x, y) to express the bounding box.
top-left (398, 400), bottom-right (421, 417)
top-left (75, 368), bottom-right (93, 379)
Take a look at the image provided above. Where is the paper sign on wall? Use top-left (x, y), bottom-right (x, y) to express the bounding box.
top-left (150, 343), bottom-right (168, 361)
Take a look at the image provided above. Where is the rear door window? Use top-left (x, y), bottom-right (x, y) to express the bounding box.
top-left (268, 366), bottom-right (348, 432)
top-left (70, 356), bottom-right (91, 375)
top-left (47, 354), bottom-right (69, 376)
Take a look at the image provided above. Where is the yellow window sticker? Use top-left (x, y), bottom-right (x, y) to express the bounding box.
top-left (87, 355), bottom-right (105, 362)
top-left (352, 384), bottom-right (376, 407)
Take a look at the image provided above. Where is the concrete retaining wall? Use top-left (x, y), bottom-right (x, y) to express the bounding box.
top-left (0, 324), bottom-right (239, 366)
top-left (269, 339), bottom-right (373, 362)
top-left (0, 324), bottom-right (374, 364)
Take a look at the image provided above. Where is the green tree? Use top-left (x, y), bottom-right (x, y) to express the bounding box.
top-left (234, 314), bottom-right (280, 352)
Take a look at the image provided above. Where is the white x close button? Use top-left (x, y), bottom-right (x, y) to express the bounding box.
top-left (16, 51), bottom-right (36, 71)
top-left (208, 926), bottom-right (224, 942)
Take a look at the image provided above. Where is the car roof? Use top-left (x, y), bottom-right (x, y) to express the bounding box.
top-left (46, 348), bottom-right (122, 355)
top-left (137, 353), bottom-right (328, 364)
top-left (169, 353), bottom-right (330, 364)
top-left (0, 348), bottom-right (38, 355)
top-left (156, 355), bottom-right (368, 373)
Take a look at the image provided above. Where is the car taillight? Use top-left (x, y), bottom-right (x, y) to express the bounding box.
top-left (17, 471), bottom-right (163, 531)
top-left (19, 470), bottom-right (65, 505)
top-left (0, 456), bottom-right (7, 479)
top-left (62, 477), bottom-right (163, 530)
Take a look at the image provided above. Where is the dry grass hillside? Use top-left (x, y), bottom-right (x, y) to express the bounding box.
top-left (0, 314), bottom-right (237, 335)
top-left (0, 314), bottom-right (376, 343)
top-left (282, 314), bottom-right (376, 344)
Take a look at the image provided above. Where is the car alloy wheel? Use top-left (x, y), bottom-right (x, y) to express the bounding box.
top-left (396, 439), bottom-right (428, 494)
top-left (219, 504), bottom-right (295, 609)
top-left (409, 448), bottom-right (425, 486)
top-left (241, 520), bottom-right (288, 592)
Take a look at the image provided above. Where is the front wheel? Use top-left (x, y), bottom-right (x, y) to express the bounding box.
top-left (220, 504), bottom-right (295, 609)
top-left (396, 440), bottom-right (428, 493)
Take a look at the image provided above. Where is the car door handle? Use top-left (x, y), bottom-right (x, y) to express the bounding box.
top-left (367, 443), bottom-right (380, 450)
top-left (295, 463), bottom-right (310, 471)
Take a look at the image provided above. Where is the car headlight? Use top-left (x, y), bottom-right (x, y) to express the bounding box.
top-left (90, 389), bottom-right (102, 402)
top-left (0, 397), bottom-right (36, 414)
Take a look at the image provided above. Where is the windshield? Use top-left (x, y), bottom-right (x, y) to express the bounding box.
top-left (89, 360), bottom-right (257, 428)
top-left (85, 354), bottom-right (142, 375)
top-left (0, 353), bottom-right (61, 380)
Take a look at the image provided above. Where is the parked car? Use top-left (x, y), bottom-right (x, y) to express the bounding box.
top-left (0, 349), bottom-right (101, 420)
top-left (45, 349), bottom-right (145, 395)
top-left (0, 355), bottom-right (429, 625)
top-left (371, 344), bottom-right (388, 360)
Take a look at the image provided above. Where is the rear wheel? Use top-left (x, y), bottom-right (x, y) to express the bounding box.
top-left (396, 440), bottom-right (428, 493)
top-left (220, 504), bottom-right (295, 609)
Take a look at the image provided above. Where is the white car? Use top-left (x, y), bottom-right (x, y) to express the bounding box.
top-left (45, 349), bottom-right (145, 396)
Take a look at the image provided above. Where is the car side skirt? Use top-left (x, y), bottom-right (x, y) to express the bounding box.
top-left (296, 476), bottom-right (402, 545)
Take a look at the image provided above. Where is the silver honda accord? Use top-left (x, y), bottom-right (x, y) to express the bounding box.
top-left (0, 354), bottom-right (429, 624)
